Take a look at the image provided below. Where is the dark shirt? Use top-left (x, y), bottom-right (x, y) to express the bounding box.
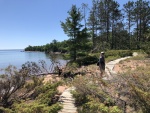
top-left (99, 56), bottom-right (105, 70)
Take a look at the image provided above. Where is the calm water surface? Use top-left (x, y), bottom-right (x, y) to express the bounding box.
top-left (0, 49), bottom-right (67, 70)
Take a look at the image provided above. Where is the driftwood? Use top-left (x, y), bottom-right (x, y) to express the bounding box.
top-left (34, 65), bottom-right (63, 76)
top-left (35, 72), bottom-right (59, 76)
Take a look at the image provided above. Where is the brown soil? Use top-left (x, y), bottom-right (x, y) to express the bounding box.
top-left (113, 59), bottom-right (148, 73)
top-left (43, 74), bottom-right (68, 93)
top-left (43, 74), bottom-right (61, 83)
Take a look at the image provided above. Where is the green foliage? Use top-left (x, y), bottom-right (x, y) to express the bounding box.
top-left (77, 52), bottom-right (87, 57)
top-left (104, 50), bottom-right (133, 58)
top-left (67, 62), bottom-right (79, 68)
top-left (75, 55), bottom-right (98, 66)
top-left (120, 73), bottom-right (150, 112)
top-left (48, 103), bottom-right (62, 113)
top-left (73, 94), bottom-right (122, 113)
top-left (113, 58), bottom-right (150, 113)
top-left (62, 53), bottom-right (71, 60)
top-left (61, 5), bottom-right (90, 60)
top-left (13, 101), bottom-right (48, 113)
top-left (82, 100), bottom-right (103, 113)
top-left (32, 82), bottom-right (61, 100)
top-left (24, 76), bottom-right (43, 92)
top-left (72, 90), bottom-right (89, 106)
top-left (92, 50), bottom-right (133, 62)
top-left (140, 42), bottom-right (150, 56)
top-left (0, 61), bottom-right (63, 113)
top-left (0, 65), bottom-right (29, 107)
top-left (106, 56), bottom-right (120, 62)
top-left (72, 75), bottom-right (122, 113)
top-left (0, 107), bottom-right (13, 113)
top-left (13, 101), bottom-right (62, 113)
top-left (37, 90), bottom-right (57, 105)
top-left (104, 50), bottom-right (132, 62)
top-left (109, 106), bottom-right (122, 113)
top-left (9, 81), bottom-right (62, 113)
top-left (25, 40), bottom-right (69, 53)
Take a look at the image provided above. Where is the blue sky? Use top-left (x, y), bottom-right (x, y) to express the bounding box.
top-left (0, 0), bottom-right (137, 49)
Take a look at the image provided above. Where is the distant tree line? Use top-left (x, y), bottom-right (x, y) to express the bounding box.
top-left (25, 0), bottom-right (150, 60)
top-left (25, 39), bottom-right (68, 53)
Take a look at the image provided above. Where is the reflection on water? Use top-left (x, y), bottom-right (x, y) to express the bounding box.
top-left (0, 49), bottom-right (68, 71)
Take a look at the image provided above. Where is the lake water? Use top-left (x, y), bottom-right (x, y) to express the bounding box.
top-left (0, 49), bottom-right (68, 72)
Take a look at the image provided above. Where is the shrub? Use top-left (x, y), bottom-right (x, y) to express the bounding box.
top-left (140, 42), bottom-right (150, 57)
top-left (32, 82), bottom-right (61, 101)
top-left (104, 50), bottom-right (132, 58)
top-left (72, 76), bottom-right (122, 113)
top-left (0, 65), bottom-right (29, 107)
top-left (75, 55), bottom-right (98, 66)
top-left (0, 61), bottom-right (63, 113)
top-left (13, 101), bottom-right (48, 113)
top-left (48, 103), bottom-right (62, 113)
top-left (13, 101), bottom-right (62, 113)
top-left (11, 81), bottom-right (62, 113)
top-left (71, 91), bottom-right (89, 106)
top-left (119, 69), bottom-right (150, 112)
top-left (62, 54), bottom-right (71, 60)
top-left (0, 107), bottom-right (13, 113)
top-left (77, 52), bottom-right (87, 57)
top-left (92, 50), bottom-right (133, 62)
top-left (109, 106), bottom-right (122, 113)
top-left (111, 59), bottom-right (150, 113)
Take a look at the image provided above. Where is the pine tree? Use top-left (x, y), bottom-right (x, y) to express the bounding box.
top-left (87, 0), bottom-right (99, 50)
top-left (123, 1), bottom-right (134, 49)
top-left (61, 5), bottom-right (85, 60)
top-left (133, 0), bottom-right (150, 48)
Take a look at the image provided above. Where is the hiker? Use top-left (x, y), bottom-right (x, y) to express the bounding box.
top-left (99, 52), bottom-right (105, 77)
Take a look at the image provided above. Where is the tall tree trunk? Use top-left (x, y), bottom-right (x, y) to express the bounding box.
top-left (92, 24), bottom-right (95, 49)
top-left (74, 48), bottom-right (76, 61)
top-left (128, 12), bottom-right (131, 49)
top-left (106, 13), bottom-right (110, 42)
top-left (111, 20), bottom-right (114, 49)
top-left (136, 18), bottom-right (139, 49)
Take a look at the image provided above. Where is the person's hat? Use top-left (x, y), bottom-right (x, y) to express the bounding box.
top-left (101, 51), bottom-right (104, 54)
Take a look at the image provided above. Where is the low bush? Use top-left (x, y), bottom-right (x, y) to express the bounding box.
top-left (75, 55), bottom-right (98, 66)
top-left (77, 52), bottom-right (87, 57)
top-left (105, 56), bottom-right (120, 62)
top-left (104, 50), bottom-right (133, 58)
top-left (62, 53), bottom-right (71, 60)
top-left (71, 90), bottom-right (89, 106)
top-left (140, 42), bottom-right (150, 57)
top-left (13, 101), bottom-right (62, 113)
top-left (10, 81), bottom-right (62, 113)
top-left (92, 50), bottom-right (133, 62)
top-left (0, 64), bottom-right (63, 113)
top-left (117, 69), bottom-right (150, 112)
top-left (72, 76), bottom-right (122, 113)
top-left (36, 82), bottom-right (61, 105)
top-left (48, 103), bottom-right (62, 113)
top-left (67, 55), bottom-right (98, 67)
top-left (0, 107), bottom-right (13, 113)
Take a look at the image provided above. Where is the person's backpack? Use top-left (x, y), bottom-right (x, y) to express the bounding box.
top-left (97, 61), bottom-right (99, 66)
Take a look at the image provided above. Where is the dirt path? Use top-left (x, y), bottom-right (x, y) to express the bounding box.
top-left (103, 52), bottom-right (138, 80)
top-left (103, 56), bottom-right (131, 80)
